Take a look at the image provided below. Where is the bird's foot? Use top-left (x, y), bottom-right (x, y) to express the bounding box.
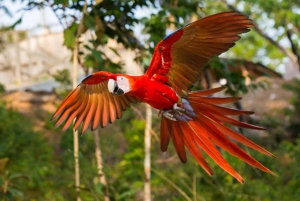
top-left (173, 103), bottom-right (185, 114)
top-left (162, 103), bottom-right (186, 121)
top-left (162, 110), bottom-right (177, 121)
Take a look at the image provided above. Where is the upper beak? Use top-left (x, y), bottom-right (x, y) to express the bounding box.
top-left (113, 82), bottom-right (124, 95)
top-left (108, 79), bottom-right (125, 95)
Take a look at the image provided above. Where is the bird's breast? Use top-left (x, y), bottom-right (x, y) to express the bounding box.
top-left (127, 77), bottom-right (178, 110)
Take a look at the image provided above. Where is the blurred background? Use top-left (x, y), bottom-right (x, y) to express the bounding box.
top-left (0, 0), bottom-right (299, 200)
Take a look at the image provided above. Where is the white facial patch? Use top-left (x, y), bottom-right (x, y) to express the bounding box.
top-left (116, 76), bottom-right (130, 93)
top-left (107, 79), bottom-right (115, 93)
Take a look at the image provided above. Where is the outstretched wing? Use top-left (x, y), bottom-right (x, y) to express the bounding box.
top-left (52, 71), bottom-right (140, 134)
top-left (145, 11), bottom-right (253, 96)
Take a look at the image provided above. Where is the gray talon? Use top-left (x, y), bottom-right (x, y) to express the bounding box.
top-left (162, 110), bottom-right (177, 121)
top-left (173, 103), bottom-right (185, 112)
top-left (162, 103), bottom-right (192, 121)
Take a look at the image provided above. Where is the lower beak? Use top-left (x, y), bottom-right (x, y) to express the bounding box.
top-left (113, 82), bottom-right (124, 95)
top-left (114, 87), bottom-right (124, 95)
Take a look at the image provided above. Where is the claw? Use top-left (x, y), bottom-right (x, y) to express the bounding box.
top-left (158, 110), bottom-right (162, 117)
top-left (173, 103), bottom-right (185, 112)
top-left (176, 110), bottom-right (183, 115)
top-left (162, 102), bottom-right (194, 121)
top-left (162, 110), bottom-right (177, 121)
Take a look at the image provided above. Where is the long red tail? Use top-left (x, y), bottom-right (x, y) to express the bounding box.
top-left (160, 87), bottom-right (275, 183)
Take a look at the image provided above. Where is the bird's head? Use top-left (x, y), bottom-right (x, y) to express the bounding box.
top-left (108, 75), bottom-right (131, 95)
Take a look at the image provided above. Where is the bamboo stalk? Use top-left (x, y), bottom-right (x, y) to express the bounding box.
top-left (93, 129), bottom-right (110, 201)
top-left (193, 175), bottom-right (196, 201)
top-left (72, 36), bottom-right (81, 201)
top-left (144, 104), bottom-right (152, 201)
top-left (72, 2), bottom-right (88, 200)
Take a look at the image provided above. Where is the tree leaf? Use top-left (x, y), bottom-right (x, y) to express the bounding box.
top-left (10, 17), bottom-right (22, 29)
top-left (84, 14), bottom-right (96, 29)
top-left (63, 27), bottom-right (76, 49)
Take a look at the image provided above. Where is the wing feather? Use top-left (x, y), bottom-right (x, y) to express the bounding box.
top-left (82, 94), bottom-right (97, 133)
top-left (101, 92), bottom-right (110, 127)
top-left (117, 96), bottom-right (128, 110)
top-left (52, 72), bottom-right (139, 134)
top-left (107, 92), bottom-right (117, 123)
top-left (74, 93), bottom-right (92, 131)
top-left (112, 96), bottom-right (122, 119)
top-left (54, 89), bottom-right (83, 128)
top-left (145, 11), bottom-right (253, 96)
top-left (90, 93), bottom-right (99, 131)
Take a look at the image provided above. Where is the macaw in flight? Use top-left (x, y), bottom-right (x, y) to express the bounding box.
top-left (52, 11), bottom-right (275, 183)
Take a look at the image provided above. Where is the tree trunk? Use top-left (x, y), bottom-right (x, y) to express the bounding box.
top-left (93, 129), bottom-right (110, 201)
top-left (72, 37), bottom-right (81, 201)
top-left (144, 104), bottom-right (152, 201)
top-left (72, 1), bottom-right (88, 199)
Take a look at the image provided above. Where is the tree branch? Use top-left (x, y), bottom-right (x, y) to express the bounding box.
top-left (144, 104), bottom-right (152, 201)
top-left (93, 129), bottom-right (110, 201)
top-left (287, 29), bottom-right (300, 66)
top-left (224, 1), bottom-right (299, 69)
top-left (72, 2), bottom-right (88, 201)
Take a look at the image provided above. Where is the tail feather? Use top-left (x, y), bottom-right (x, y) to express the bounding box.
top-left (189, 96), bottom-right (242, 105)
top-left (196, 114), bottom-right (274, 175)
top-left (189, 101), bottom-right (254, 116)
top-left (171, 122), bottom-right (187, 163)
top-left (180, 125), bottom-right (213, 176)
top-left (188, 87), bottom-right (225, 97)
top-left (160, 117), bottom-right (171, 152)
top-left (211, 120), bottom-right (274, 157)
top-left (205, 112), bottom-right (265, 130)
top-left (160, 88), bottom-right (274, 183)
top-left (184, 120), bottom-right (245, 183)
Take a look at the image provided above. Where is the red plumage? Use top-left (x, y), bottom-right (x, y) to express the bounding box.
top-left (52, 11), bottom-right (275, 183)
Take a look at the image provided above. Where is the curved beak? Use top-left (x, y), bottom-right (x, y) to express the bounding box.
top-left (108, 79), bottom-right (124, 95)
top-left (113, 83), bottom-right (124, 95)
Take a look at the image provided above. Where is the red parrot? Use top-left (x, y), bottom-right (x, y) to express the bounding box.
top-left (52, 11), bottom-right (275, 183)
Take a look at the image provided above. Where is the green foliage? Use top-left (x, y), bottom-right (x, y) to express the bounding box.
top-left (63, 23), bottom-right (77, 50)
top-left (52, 69), bottom-right (72, 88)
top-left (208, 58), bottom-right (268, 96)
top-left (0, 83), bottom-right (5, 95)
top-left (225, 0), bottom-right (299, 69)
top-left (2, 98), bottom-right (300, 200)
top-left (257, 78), bottom-right (300, 147)
top-left (54, 0), bottom-right (151, 74)
top-left (282, 79), bottom-right (300, 140)
top-left (51, 69), bottom-right (72, 98)
top-left (259, 115), bottom-right (286, 147)
top-left (0, 102), bottom-right (57, 200)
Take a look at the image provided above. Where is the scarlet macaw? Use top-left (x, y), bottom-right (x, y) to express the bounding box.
top-left (52, 11), bottom-right (275, 183)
